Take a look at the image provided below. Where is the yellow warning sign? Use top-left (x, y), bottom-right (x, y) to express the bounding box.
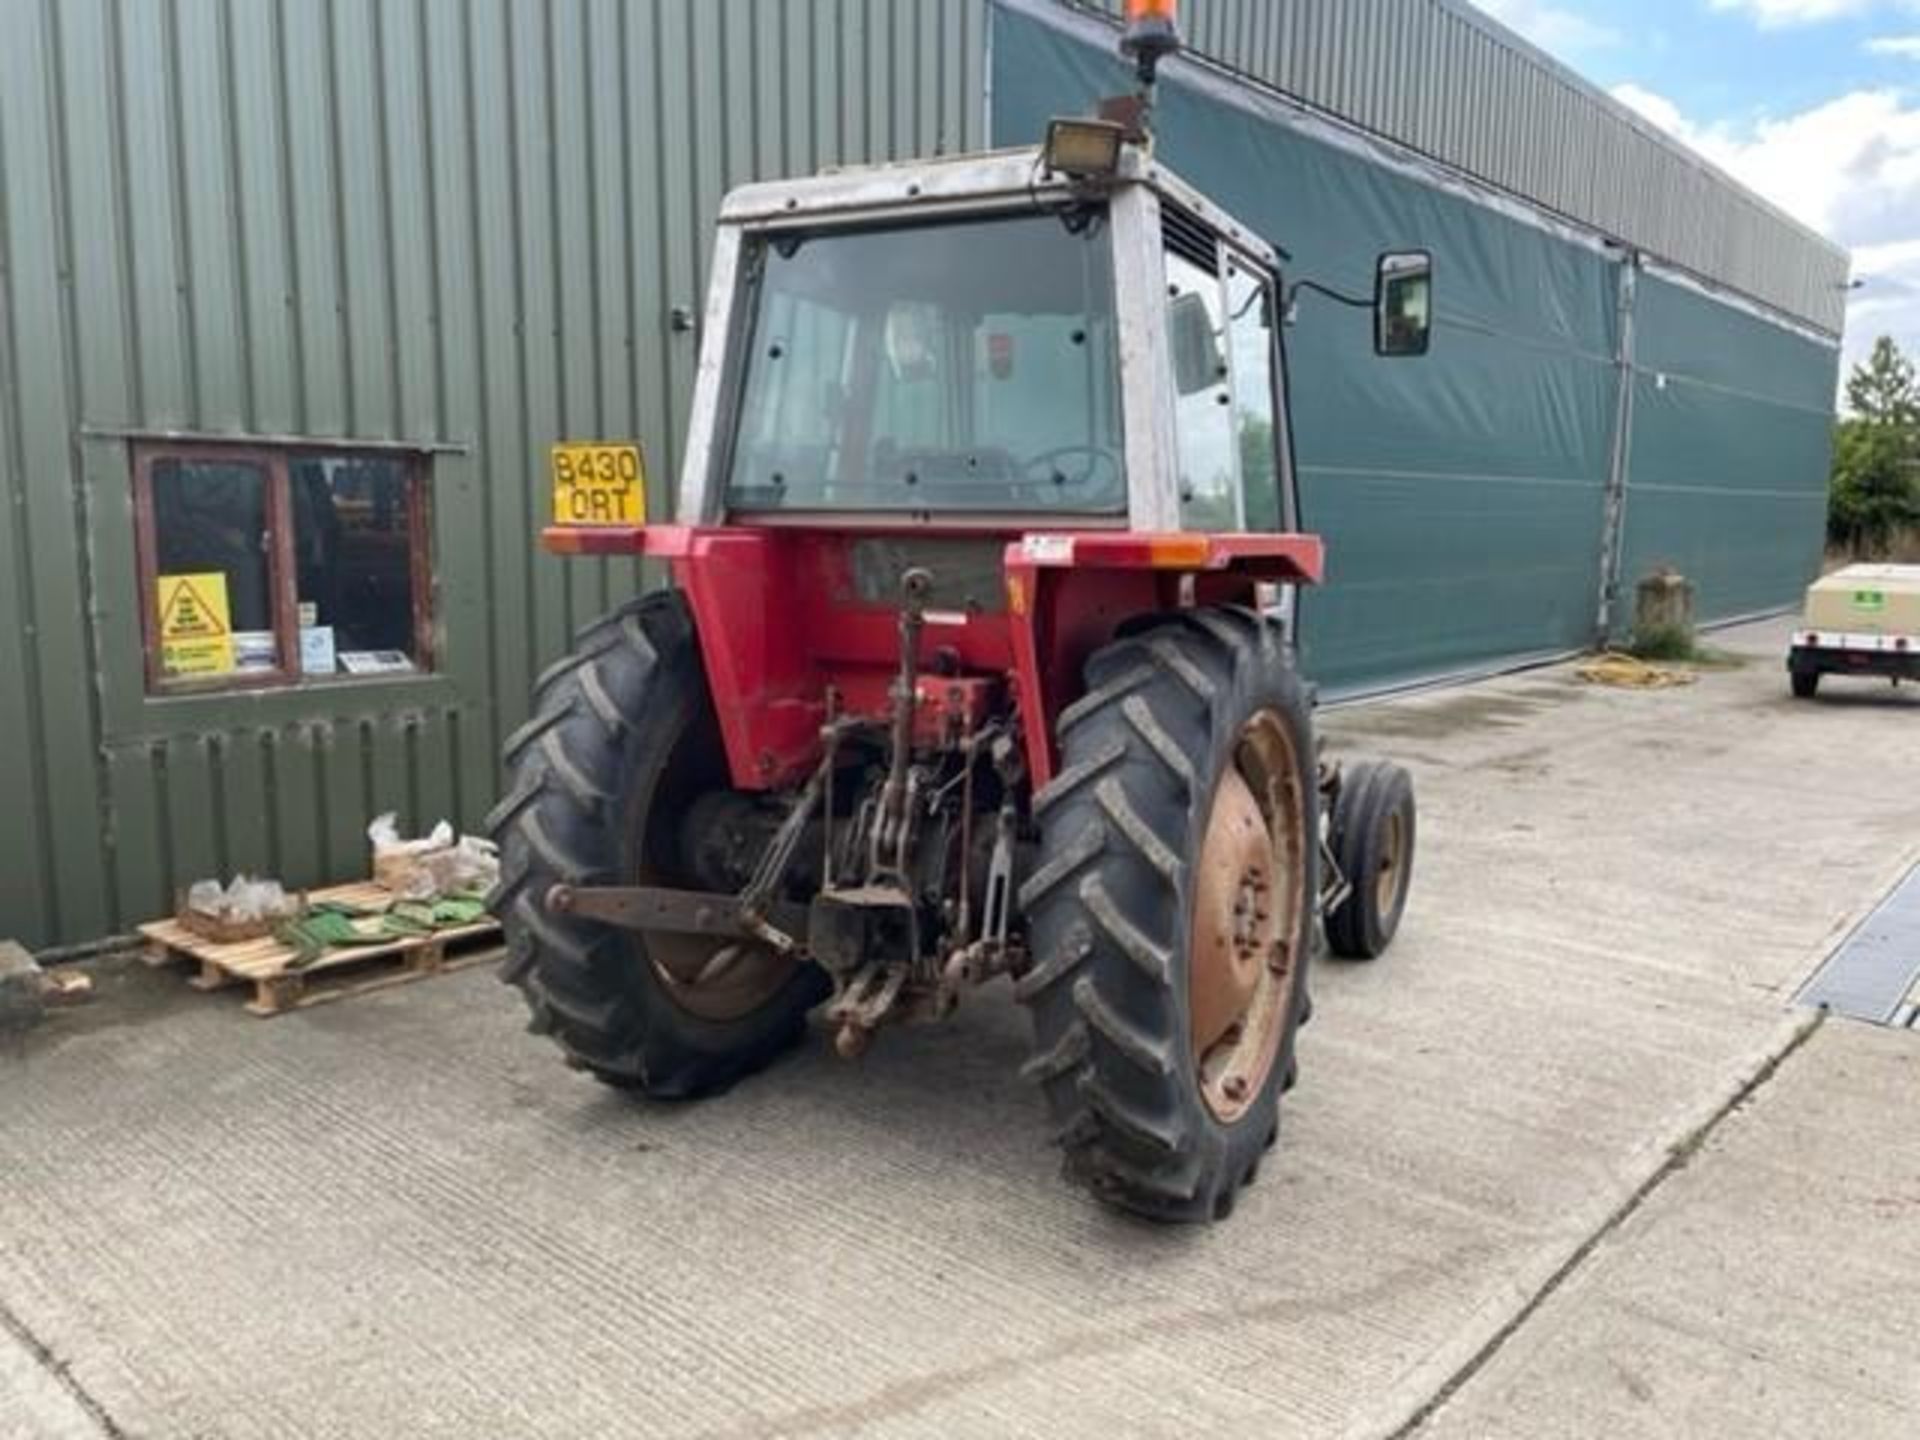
top-left (157, 572), bottom-right (235, 677)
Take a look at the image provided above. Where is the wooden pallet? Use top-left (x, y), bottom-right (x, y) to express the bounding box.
top-left (140, 881), bottom-right (500, 1016)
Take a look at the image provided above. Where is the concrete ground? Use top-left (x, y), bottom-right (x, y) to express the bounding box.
top-left (1423, 1019), bottom-right (1919, 1438)
top-left (2, 616), bottom-right (1916, 1439)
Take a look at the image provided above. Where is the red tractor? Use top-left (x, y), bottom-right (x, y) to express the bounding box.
top-left (491, 7), bottom-right (1422, 1221)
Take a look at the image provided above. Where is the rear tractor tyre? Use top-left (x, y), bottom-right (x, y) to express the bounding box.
top-left (1324, 760), bottom-right (1416, 961)
top-left (487, 592), bottom-right (827, 1097)
top-left (1018, 609), bottom-right (1317, 1222)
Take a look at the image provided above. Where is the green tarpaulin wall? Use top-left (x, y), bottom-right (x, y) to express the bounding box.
top-left (1618, 273), bottom-right (1837, 625)
top-left (989, 3), bottom-right (1839, 694)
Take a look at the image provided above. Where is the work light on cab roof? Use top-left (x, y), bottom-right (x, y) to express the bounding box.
top-left (1041, 118), bottom-right (1127, 178)
top-left (499, 0), bottom-right (1429, 1226)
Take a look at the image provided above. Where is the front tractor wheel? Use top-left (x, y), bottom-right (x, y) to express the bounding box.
top-left (487, 592), bottom-right (826, 1097)
top-left (1018, 610), bottom-right (1317, 1222)
top-left (1324, 760), bottom-right (1416, 960)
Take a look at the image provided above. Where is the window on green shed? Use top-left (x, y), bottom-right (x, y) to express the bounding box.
top-left (133, 443), bottom-right (433, 692)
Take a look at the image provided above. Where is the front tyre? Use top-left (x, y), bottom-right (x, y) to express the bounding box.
top-left (1324, 760), bottom-right (1416, 960)
top-left (1018, 609), bottom-right (1317, 1222)
top-left (487, 592), bottom-right (826, 1097)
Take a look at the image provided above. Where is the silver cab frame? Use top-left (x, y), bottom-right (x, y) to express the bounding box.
top-left (676, 144), bottom-right (1299, 538)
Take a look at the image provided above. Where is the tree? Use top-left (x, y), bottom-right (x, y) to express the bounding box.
top-left (1846, 335), bottom-right (1920, 428)
top-left (1829, 336), bottom-right (1920, 554)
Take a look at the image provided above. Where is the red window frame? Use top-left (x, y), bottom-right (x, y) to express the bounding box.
top-left (131, 441), bottom-right (433, 694)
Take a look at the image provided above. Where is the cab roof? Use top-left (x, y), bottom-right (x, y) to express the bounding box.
top-left (716, 142), bottom-right (1280, 273)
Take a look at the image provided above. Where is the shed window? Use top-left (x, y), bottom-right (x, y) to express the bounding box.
top-left (133, 443), bottom-right (432, 691)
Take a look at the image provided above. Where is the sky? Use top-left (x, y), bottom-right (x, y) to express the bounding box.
top-left (1472, 0), bottom-right (1920, 387)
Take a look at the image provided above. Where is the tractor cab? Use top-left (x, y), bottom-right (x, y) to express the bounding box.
top-left (502, 0), bottom-right (1424, 1224)
top-left (704, 144), bottom-right (1287, 536)
top-left (695, 135), bottom-right (1430, 538)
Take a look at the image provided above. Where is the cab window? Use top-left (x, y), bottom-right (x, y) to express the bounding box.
top-left (1226, 259), bottom-right (1281, 532)
top-left (727, 210), bottom-right (1125, 514)
top-left (1164, 242), bottom-right (1237, 531)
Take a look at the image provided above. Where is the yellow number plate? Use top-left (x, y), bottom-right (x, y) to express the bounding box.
top-left (551, 443), bottom-right (646, 526)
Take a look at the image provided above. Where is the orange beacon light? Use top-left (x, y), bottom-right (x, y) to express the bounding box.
top-left (1120, 0), bottom-right (1182, 84)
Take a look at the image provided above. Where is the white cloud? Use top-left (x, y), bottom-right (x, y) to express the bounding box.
top-left (1850, 240), bottom-right (1920, 340)
top-left (1711, 0), bottom-right (1881, 27)
top-left (1610, 82), bottom-right (1688, 134)
top-left (1867, 34), bottom-right (1920, 55)
top-left (1609, 82), bottom-right (1920, 379)
top-left (1472, 0), bottom-right (1620, 55)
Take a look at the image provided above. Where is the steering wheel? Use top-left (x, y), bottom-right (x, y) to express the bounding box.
top-left (1021, 445), bottom-right (1120, 495)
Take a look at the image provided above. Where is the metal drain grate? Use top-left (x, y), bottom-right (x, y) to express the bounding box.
top-left (1799, 864), bottom-right (1920, 1026)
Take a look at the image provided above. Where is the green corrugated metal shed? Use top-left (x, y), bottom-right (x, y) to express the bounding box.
top-left (0, 0), bottom-right (1842, 951)
top-left (0, 0), bottom-right (986, 949)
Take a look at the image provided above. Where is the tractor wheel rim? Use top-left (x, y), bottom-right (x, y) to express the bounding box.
top-left (646, 933), bottom-right (795, 1021)
top-left (1376, 807), bottom-right (1407, 919)
top-left (631, 709), bottom-right (798, 1023)
top-left (1190, 710), bottom-right (1306, 1125)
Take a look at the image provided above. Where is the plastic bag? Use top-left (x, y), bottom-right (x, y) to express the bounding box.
top-left (421, 834), bottom-right (499, 897)
top-left (185, 874), bottom-right (299, 922)
top-left (369, 814), bottom-right (497, 899)
top-left (227, 875), bottom-right (293, 922)
top-left (368, 813), bottom-right (453, 858)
